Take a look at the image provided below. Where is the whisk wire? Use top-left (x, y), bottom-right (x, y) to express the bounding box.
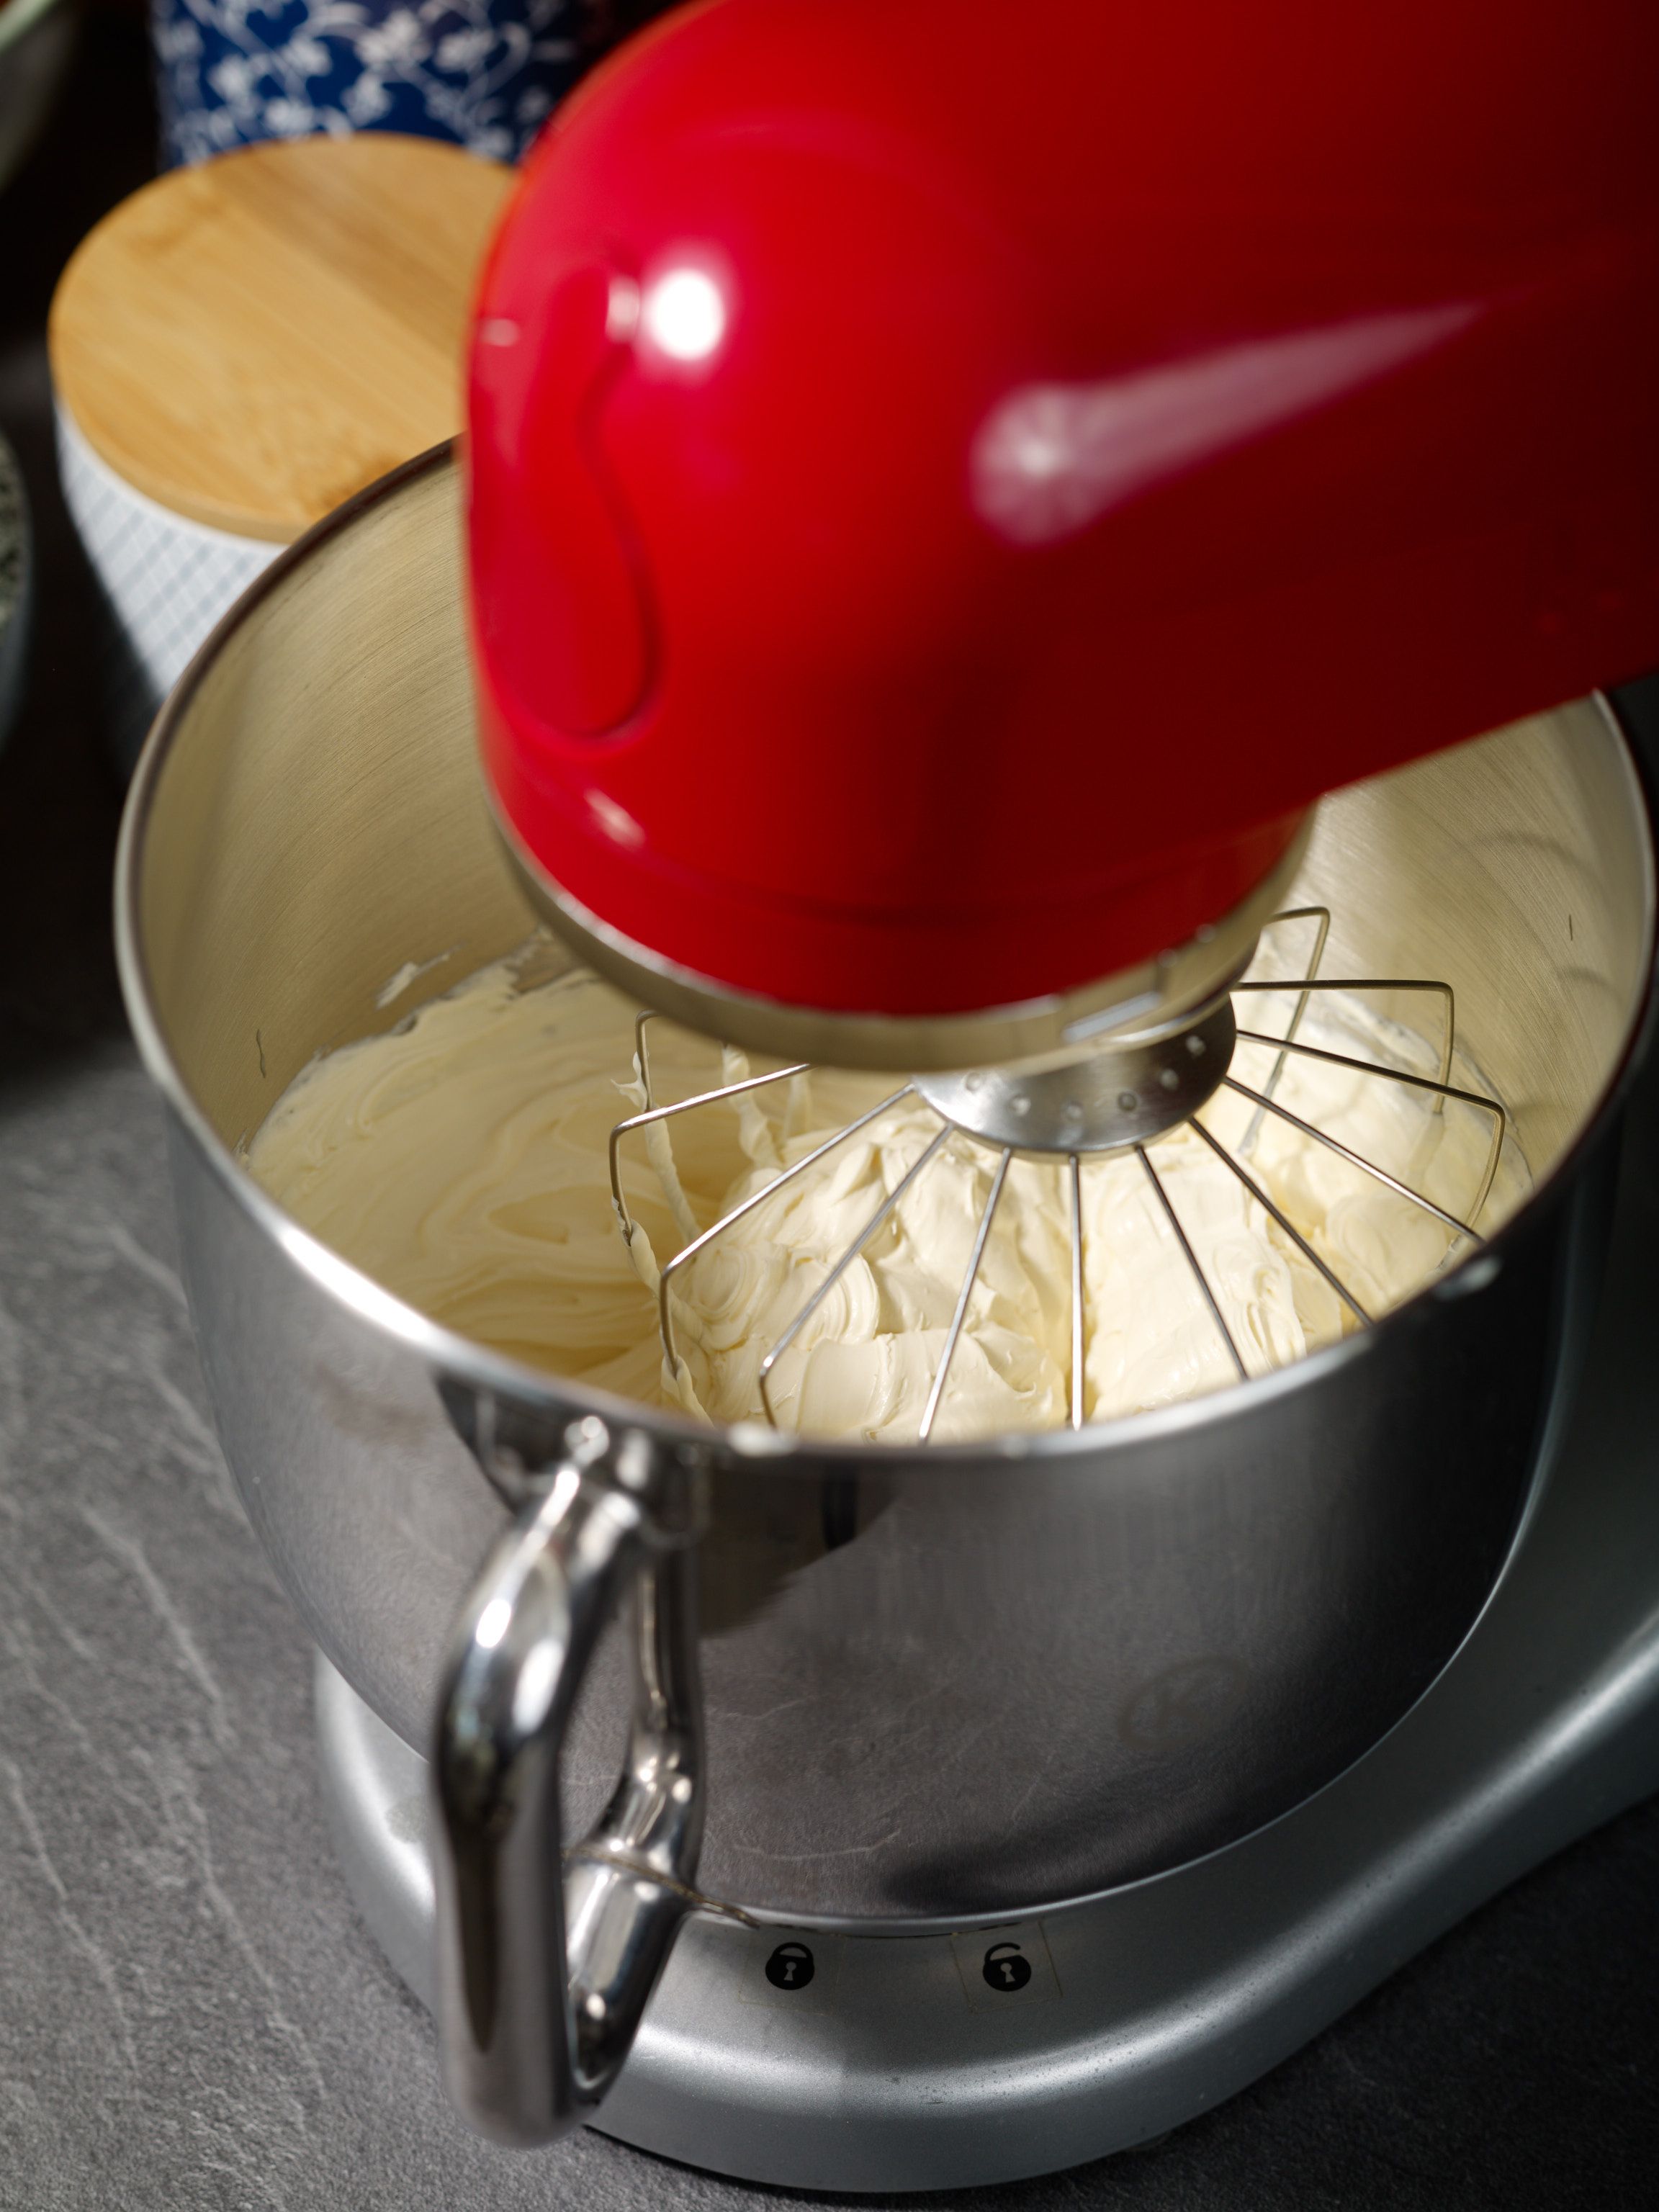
top-left (610, 1059), bottom-right (811, 1242)
top-left (1068, 1154), bottom-right (1086, 1430)
top-left (758, 1125), bottom-right (954, 1429)
top-left (613, 914), bottom-right (1509, 1437)
top-left (1238, 904), bottom-right (1329, 1154)
top-left (920, 1148), bottom-right (1014, 1442)
top-left (1233, 975), bottom-right (1456, 1088)
top-left (1231, 1028), bottom-right (1506, 1220)
top-left (1221, 1074), bottom-right (1482, 1243)
top-left (1187, 1116), bottom-right (1375, 1326)
top-left (657, 1085), bottom-right (914, 1372)
top-left (1134, 1143), bottom-right (1249, 1380)
top-left (633, 1010), bottom-right (659, 1107)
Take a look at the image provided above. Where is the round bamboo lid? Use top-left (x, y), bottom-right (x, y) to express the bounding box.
top-left (49, 135), bottom-right (514, 544)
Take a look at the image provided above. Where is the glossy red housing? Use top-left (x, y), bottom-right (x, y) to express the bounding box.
top-left (469, 0), bottom-right (1659, 1019)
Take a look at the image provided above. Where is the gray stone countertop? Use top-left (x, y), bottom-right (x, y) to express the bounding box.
top-left (4, 17), bottom-right (1659, 2211)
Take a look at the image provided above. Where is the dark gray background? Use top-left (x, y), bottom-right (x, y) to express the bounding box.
top-left (2, 12), bottom-right (1658, 2206)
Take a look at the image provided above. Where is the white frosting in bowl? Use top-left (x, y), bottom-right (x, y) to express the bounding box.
top-left (246, 947), bottom-right (1526, 1444)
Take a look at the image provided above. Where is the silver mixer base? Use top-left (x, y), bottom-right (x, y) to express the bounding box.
top-left (315, 1224), bottom-right (1659, 2198)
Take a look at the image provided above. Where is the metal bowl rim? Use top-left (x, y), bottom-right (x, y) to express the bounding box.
top-left (113, 441), bottom-right (1659, 1480)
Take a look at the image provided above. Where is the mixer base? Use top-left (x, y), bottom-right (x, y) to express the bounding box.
top-left (315, 1255), bottom-right (1659, 2198)
top-left (314, 1004), bottom-right (1659, 2194)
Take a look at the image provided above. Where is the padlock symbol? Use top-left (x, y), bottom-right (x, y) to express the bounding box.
top-left (765, 1941), bottom-right (816, 1991)
top-left (982, 1941), bottom-right (1033, 1992)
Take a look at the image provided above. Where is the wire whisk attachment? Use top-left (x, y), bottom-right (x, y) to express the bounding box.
top-left (610, 913), bottom-right (1508, 1439)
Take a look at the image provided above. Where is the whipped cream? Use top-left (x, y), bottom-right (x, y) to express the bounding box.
top-left (247, 946), bottom-right (1526, 1443)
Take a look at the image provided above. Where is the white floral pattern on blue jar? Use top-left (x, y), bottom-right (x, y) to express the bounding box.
top-left (150, 0), bottom-right (590, 166)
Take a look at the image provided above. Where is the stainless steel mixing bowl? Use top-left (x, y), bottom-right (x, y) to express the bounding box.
top-left (116, 447), bottom-right (1655, 2141)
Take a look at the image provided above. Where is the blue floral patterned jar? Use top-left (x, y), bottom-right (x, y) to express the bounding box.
top-left (150, 0), bottom-right (595, 166)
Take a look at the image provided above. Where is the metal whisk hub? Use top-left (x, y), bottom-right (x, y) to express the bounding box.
top-left (913, 999), bottom-right (1236, 1155)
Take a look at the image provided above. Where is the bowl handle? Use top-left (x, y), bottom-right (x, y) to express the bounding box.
top-left (430, 1421), bottom-right (703, 2144)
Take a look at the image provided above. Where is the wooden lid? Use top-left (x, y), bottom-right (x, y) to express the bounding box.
top-left (49, 135), bottom-right (514, 542)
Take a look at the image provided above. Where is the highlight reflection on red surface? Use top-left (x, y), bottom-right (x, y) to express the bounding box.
top-left (469, 0), bottom-right (1659, 1020)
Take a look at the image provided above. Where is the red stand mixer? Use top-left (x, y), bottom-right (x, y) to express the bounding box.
top-left (470, 0), bottom-right (1659, 1082)
top-left (109, 0), bottom-right (1659, 2191)
top-left (404, 0), bottom-right (1659, 2168)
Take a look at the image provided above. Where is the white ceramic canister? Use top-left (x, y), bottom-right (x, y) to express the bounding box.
top-left (48, 131), bottom-right (512, 767)
top-left (53, 400), bottom-right (277, 714)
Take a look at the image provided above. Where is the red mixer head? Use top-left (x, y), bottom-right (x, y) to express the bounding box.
top-left (468, 0), bottom-right (1659, 1069)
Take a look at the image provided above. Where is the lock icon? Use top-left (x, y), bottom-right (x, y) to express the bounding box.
top-left (764, 1941), bottom-right (816, 1991)
top-left (982, 1941), bottom-right (1033, 1992)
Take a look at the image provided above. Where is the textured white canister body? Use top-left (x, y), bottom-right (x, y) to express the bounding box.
top-left (54, 399), bottom-right (279, 703)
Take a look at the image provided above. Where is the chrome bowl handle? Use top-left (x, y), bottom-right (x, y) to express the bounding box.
top-left (431, 1426), bottom-right (703, 2145)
